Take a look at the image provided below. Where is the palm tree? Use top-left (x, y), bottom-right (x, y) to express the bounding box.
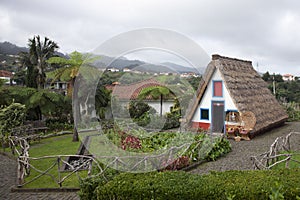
top-left (28, 35), bottom-right (59, 89)
top-left (47, 51), bottom-right (100, 141)
top-left (18, 51), bottom-right (38, 88)
top-left (138, 86), bottom-right (173, 116)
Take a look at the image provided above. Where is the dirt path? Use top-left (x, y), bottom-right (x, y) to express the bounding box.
top-left (189, 122), bottom-right (300, 174)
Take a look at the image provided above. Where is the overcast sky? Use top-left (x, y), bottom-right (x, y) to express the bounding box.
top-left (1, 0), bottom-right (300, 75)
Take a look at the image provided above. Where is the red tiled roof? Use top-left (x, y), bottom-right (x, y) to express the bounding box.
top-left (0, 70), bottom-right (12, 78)
top-left (107, 78), bottom-right (163, 100)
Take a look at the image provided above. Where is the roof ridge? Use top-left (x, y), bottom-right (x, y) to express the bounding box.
top-left (212, 54), bottom-right (252, 64)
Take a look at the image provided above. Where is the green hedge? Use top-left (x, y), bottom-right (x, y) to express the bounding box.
top-left (80, 169), bottom-right (300, 200)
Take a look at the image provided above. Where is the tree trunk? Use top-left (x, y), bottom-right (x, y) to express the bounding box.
top-left (160, 94), bottom-right (163, 117)
top-left (72, 78), bottom-right (80, 142)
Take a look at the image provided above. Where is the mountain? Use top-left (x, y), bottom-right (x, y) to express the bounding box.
top-left (94, 55), bottom-right (145, 69)
top-left (161, 62), bottom-right (205, 74)
top-left (0, 41), bottom-right (65, 57)
top-left (0, 41), bottom-right (202, 74)
top-left (0, 41), bottom-right (28, 55)
top-left (94, 55), bottom-right (203, 74)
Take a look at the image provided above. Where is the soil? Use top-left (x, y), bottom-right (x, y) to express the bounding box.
top-left (189, 122), bottom-right (300, 174)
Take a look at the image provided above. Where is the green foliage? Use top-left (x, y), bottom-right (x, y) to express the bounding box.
top-left (163, 99), bottom-right (181, 129)
top-left (129, 101), bottom-right (154, 119)
top-left (269, 182), bottom-right (285, 200)
top-left (184, 134), bottom-right (231, 162)
top-left (4, 86), bottom-right (71, 120)
top-left (139, 86), bottom-right (172, 100)
top-left (284, 102), bottom-right (300, 121)
top-left (80, 169), bottom-right (300, 200)
top-left (0, 78), bottom-right (6, 87)
top-left (95, 85), bottom-right (111, 119)
top-left (186, 76), bottom-right (201, 90)
top-left (79, 167), bottom-right (120, 200)
top-left (25, 35), bottom-right (59, 89)
top-left (262, 72), bottom-right (300, 104)
top-left (0, 102), bottom-right (26, 138)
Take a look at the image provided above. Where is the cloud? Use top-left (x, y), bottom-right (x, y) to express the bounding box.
top-left (1, 0), bottom-right (300, 75)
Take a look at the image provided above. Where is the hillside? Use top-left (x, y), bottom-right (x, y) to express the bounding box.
top-left (0, 41), bottom-right (203, 74)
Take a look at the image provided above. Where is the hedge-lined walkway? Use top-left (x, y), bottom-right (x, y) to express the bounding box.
top-left (190, 122), bottom-right (300, 174)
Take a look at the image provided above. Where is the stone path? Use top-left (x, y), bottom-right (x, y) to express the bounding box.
top-left (190, 122), bottom-right (300, 174)
top-left (0, 153), bottom-right (80, 200)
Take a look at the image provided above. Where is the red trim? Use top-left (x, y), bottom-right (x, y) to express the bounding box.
top-left (192, 122), bottom-right (210, 130)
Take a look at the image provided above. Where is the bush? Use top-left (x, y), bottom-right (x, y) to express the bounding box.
top-left (79, 167), bottom-right (119, 200)
top-left (184, 134), bottom-right (231, 162)
top-left (87, 169), bottom-right (300, 200)
top-left (45, 118), bottom-right (73, 132)
top-left (0, 102), bottom-right (26, 138)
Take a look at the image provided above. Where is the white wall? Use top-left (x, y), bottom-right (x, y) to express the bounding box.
top-left (117, 100), bottom-right (174, 116)
top-left (148, 101), bottom-right (174, 115)
top-left (192, 68), bottom-right (237, 123)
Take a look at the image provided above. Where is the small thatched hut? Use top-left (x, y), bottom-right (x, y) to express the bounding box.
top-left (185, 54), bottom-right (288, 137)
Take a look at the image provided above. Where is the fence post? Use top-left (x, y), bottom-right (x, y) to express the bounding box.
top-left (57, 157), bottom-right (62, 187)
top-left (17, 157), bottom-right (24, 186)
top-left (88, 159), bottom-right (93, 176)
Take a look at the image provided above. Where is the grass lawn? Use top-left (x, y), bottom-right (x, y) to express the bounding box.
top-left (23, 134), bottom-right (86, 188)
top-left (272, 151), bottom-right (300, 169)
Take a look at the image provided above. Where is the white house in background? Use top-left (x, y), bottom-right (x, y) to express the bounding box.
top-left (123, 68), bottom-right (131, 72)
top-left (107, 79), bottom-right (174, 115)
top-left (107, 67), bottom-right (120, 72)
top-left (184, 55), bottom-right (287, 137)
top-left (0, 70), bottom-right (15, 85)
top-left (282, 74), bottom-right (295, 81)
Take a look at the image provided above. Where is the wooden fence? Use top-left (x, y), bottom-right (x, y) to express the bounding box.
top-left (250, 132), bottom-right (300, 170)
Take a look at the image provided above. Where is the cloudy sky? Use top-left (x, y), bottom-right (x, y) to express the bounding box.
top-left (1, 0), bottom-right (300, 75)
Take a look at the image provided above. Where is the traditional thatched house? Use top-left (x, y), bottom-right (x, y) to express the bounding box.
top-left (185, 54), bottom-right (288, 138)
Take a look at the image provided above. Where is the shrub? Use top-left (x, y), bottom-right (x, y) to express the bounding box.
top-left (0, 102), bottom-right (26, 138)
top-left (89, 169), bottom-right (300, 200)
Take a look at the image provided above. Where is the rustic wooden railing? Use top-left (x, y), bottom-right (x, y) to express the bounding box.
top-left (250, 131), bottom-right (300, 170)
top-left (9, 132), bottom-right (222, 187)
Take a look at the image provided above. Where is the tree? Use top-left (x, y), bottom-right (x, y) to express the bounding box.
top-left (47, 51), bottom-right (100, 141)
top-left (7, 86), bottom-right (70, 121)
top-left (262, 71), bottom-right (271, 82)
top-left (95, 85), bottom-right (111, 119)
top-left (28, 36), bottom-right (59, 89)
top-left (138, 86), bottom-right (173, 116)
top-left (18, 51), bottom-right (38, 88)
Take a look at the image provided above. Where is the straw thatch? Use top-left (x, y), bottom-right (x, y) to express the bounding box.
top-left (186, 54), bottom-right (288, 136)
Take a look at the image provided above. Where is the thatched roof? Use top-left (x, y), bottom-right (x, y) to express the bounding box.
top-left (186, 54), bottom-right (288, 135)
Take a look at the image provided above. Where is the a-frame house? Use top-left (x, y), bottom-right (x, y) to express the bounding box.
top-left (185, 54), bottom-right (288, 138)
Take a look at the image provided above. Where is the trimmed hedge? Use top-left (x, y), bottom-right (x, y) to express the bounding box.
top-left (80, 169), bottom-right (300, 200)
